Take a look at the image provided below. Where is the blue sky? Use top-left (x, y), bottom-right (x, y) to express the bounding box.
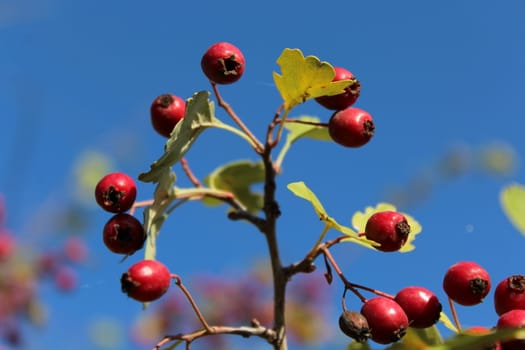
top-left (1, 1), bottom-right (525, 349)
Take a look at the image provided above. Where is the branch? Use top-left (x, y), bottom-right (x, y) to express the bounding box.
top-left (153, 321), bottom-right (277, 350)
top-left (211, 83), bottom-right (264, 154)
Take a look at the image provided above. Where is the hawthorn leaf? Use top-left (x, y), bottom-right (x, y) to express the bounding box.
top-left (351, 203), bottom-right (396, 232)
top-left (438, 312), bottom-right (458, 333)
top-left (139, 91), bottom-right (217, 183)
top-left (275, 116), bottom-right (330, 168)
top-left (143, 169), bottom-right (177, 261)
top-left (407, 327), bottom-right (443, 346)
top-left (426, 328), bottom-right (525, 350)
top-left (500, 183), bottom-right (525, 236)
top-left (286, 181), bottom-right (330, 221)
top-left (384, 327), bottom-right (442, 350)
top-left (286, 181), bottom-right (378, 249)
top-left (203, 160), bottom-right (265, 213)
top-left (346, 342), bottom-right (371, 350)
top-left (350, 203), bottom-right (422, 253)
top-left (273, 48), bottom-right (353, 110)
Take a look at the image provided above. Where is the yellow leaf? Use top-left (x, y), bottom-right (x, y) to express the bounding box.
top-left (287, 182), bottom-right (378, 248)
top-left (273, 48), bottom-right (353, 110)
top-left (500, 183), bottom-right (525, 236)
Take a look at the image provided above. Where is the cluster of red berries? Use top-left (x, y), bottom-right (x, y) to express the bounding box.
top-left (443, 261), bottom-right (525, 350)
top-left (339, 285), bottom-right (442, 345)
top-left (95, 172), bottom-right (172, 302)
top-left (339, 258), bottom-right (525, 347)
top-left (314, 66), bottom-right (375, 148)
top-left (149, 42), bottom-right (246, 139)
top-left (149, 41), bottom-right (375, 149)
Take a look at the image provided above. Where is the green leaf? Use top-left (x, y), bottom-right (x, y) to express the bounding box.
top-left (500, 183), bottom-right (525, 236)
top-left (346, 342), bottom-right (371, 350)
top-left (139, 91), bottom-right (217, 183)
top-left (438, 312), bottom-right (459, 333)
top-left (272, 48), bottom-right (354, 110)
top-left (408, 326), bottom-right (443, 346)
top-left (350, 203), bottom-right (423, 253)
top-left (203, 160), bottom-right (265, 213)
top-left (286, 181), bottom-right (378, 248)
top-left (142, 169), bottom-right (177, 261)
top-left (275, 116), bottom-right (330, 169)
top-left (428, 327), bottom-right (525, 350)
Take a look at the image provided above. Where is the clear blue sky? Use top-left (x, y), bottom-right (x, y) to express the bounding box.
top-left (1, 1), bottom-right (524, 349)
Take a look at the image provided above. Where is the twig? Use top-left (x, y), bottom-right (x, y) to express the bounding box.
top-left (211, 83), bottom-right (264, 153)
top-left (448, 297), bottom-right (462, 332)
top-left (172, 274), bottom-right (211, 331)
top-left (180, 157), bottom-right (201, 187)
top-left (153, 324), bottom-right (277, 350)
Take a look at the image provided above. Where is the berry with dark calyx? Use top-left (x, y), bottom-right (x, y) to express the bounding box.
top-left (365, 211), bottom-right (411, 252)
top-left (121, 260), bottom-right (171, 302)
top-left (443, 261), bottom-right (491, 306)
top-left (201, 42), bottom-right (245, 84)
top-left (95, 172), bottom-right (137, 213)
top-left (496, 309), bottom-right (525, 350)
top-left (394, 286), bottom-right (442, 328)
top-left (494, 275), bottom-right (525, 316)
top-left (338, 310), bottom-right (371, 343)
top-left (315, 66), bottom-right (361, 110)
top-left (150, 93), bottom-right (186, 138)
top-left (103, 213), bottom-right (145, 255)
top-left (328, 107), bottom-right (375, 148)
top-left (360, 297), bottom-right (409, 344)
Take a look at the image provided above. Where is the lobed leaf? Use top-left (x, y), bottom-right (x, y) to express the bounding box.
top-left (203, 159), bottom-right (265, 213)
top-left (286, 181), bottom-right (378, 249)
top-left (139, 91), bottom-right (217, 183)
top-left (272, 48), bottom-right (353, 110)
top-left (500, 183), bottom-right (525, 236)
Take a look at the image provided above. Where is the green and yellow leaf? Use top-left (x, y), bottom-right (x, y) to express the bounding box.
top-left (275, 116), bottom-right (330, 169)
top-left (286, 181), bottom-right (377, 248)
top-left (139, 91), bottom-right (217, 183)
top-left (204, 160), bottom-right (265, 213)
top-left (273, 48), bottom-right (353, 110)
top-left (500, 183), bottom-right (525, 236)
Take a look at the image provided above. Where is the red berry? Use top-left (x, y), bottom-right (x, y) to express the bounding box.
top-left (496, 309), bottom-right (525, 350)
top-left (360, 297), bottom-right (408, 344)
top-left (121, 260), bottom-right (171, 302)
top-left (338, 310), bottom-right (371, 342)
top-left (328, 107), bottom-right (375, 148)
top-left (95, 172), bottom-right (137, 213)
top-left (103, 213), bottom-right (145, 255)
top-left (201, 42), bottom-right (245, 84)
top-left (394, 286), bottom-right (442, 328)
top-left (315, 67), bottom-right (361, 110)
top-left (150, 93), bottom-right (186, 138)
top-left (463, 326), bottom-right (502, 350)
top-left (365, 211), bottom-right (411, 252)
top-left (494, 275), bottom-right (525, 316)
top-left (443, 261), bottom-right (491, 306)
